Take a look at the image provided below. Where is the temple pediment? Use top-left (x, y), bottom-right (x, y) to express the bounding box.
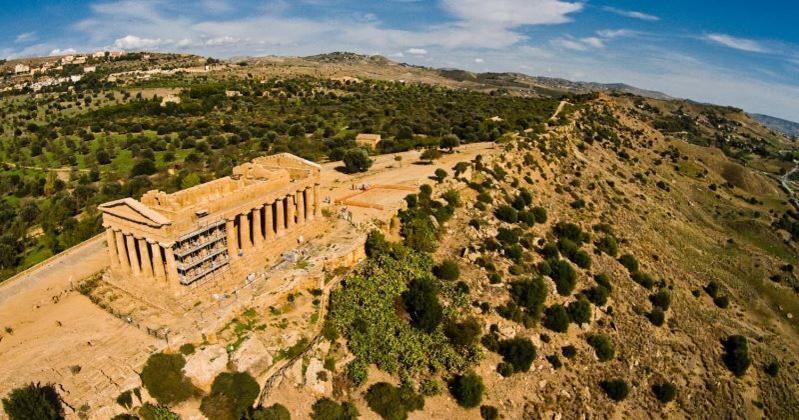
top-left (99, 198), bottom-right (172, 227)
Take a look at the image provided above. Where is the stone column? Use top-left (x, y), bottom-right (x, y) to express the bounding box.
top-left (264, 202), bottom-right (274, 240)
top-left (115, 230), bottom-right (130, 272)
top-left (150, 241), bottom-right (166, 281)
top-left (296, 190), bottom-right (305, 225)
top-left (105, 228), bottom-right (119, 269)
top-left (239, 212), bottom-right (252, 251)
top-left (313, 184), bottom-right (320, 217)
top-left (276, 198), bottom-right (285, 236)
top-left (163, 243), bottom-right (179, 283)
top-left (226, 218), bottom-right (238, 259)
top-left (252, 206), bottom-right (264, 248)
top-left (306, 187), bottom-right (314, 221)
top-left (286, 194), bottom-right (295, 230)
top-left (138, 237), bottom-right (153, 278)
top-left (125, 234), bottom-right (141, 276)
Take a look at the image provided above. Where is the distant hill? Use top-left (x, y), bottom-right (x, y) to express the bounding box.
top-left (750, 113), bottom-right (799, 138)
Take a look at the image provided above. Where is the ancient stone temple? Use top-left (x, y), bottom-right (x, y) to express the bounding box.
top-left (98, 153), bottom-right (322, 291)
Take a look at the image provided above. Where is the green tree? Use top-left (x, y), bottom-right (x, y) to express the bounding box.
top-left (567, 297), bottom-right (592, 325)
top-left (440, 134), bottom-right (460, 151)
top-left (2, 383), bottom-right (63, 420)
top-left (543, 304), bottom-right (570, 333)
top-left (310, 398), bottom-right (359, 420)
top-left (449, 372), bottom-right (484, 408)
top-left (722, 335), bottom-right (750, 377)
top-left (600, 379), bottom-right (629, 401)
top-left (200, 372), bottom-right (260, 420)
top-left (140, 353), bottom-right (198, 405)
top-left (249, 403), bottom-right (291, 420)
top-left (497, 337), bottom-right (536, 373)
top-left (403, 278), bottom-right (444, 333)
top-left (364, 382), bottom-right (423, 420)
top-left (342, 149), bottom-right (373, 173)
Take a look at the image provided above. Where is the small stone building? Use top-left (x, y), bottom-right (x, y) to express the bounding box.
top-left (99, 153), bottom-right (322, 294)
top-left (355, 133), bottom-right (381, 149)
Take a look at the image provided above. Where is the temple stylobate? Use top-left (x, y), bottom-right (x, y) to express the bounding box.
top-left (98, 153), bottom-right (322, 289)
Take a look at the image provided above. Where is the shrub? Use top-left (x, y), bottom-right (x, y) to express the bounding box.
top-left (600, 379), bottom-right (629, 401)
top-left (631, 271), bottom-right (655, 289)
top-left (140, 353), bottom-right (198, 405)
top-left (594, 273), bottom-right (612, 291)
top-left (586, 334), bottom-right (615, 362)
top-left (200, 372), bottom-right (260, 420)
top-left (365, 382), bottom-right (424, 420)
top-left (138, 403), bottom-right (180, 420)
top-left (449, 372), bottom-right (484, 408)
top-left (346, 359), bottom-right (368, 387)
top-left (713, 295), bottom-right (730, 309)
top-left (704, 281), bottom-right (720, 298)
top-left (445, 318), bottom-right (482, 347)
top-left (595, 235), bottom-right (619, 257)
top-left (518, 211), bottom-right (536, 226)
top-left (765, 361), bottom-right (780, 377)
top-left (546, 355), bottom-right (563, 369)
top-left (310, 398), bottom-right (359, 420)
top-left (178, 343), bottom-right (195, 355)
top-left (585, 285), bottom-right (609, 306)
top-left (342, 148), bottom-right (373, 173)
top-left (494, 205), bottom-right (518, 223)
top-left (647, 307), bottom-right (665, 327)
top-left (1, 383), bottom-right (63, 420)
top-left (649, 290), bottom-right (671, 310)
top-left (497, 337), bottom-right (537, 373)
top-left (249, 403), bottom-right (291, 420)
top-left (540, 243), bottom-right (560, 259)
top-left (567, 297), bottom-right (592, 326)
top-left (549, 260), bottom-right (577, 296)
top-left (554, 222), bottom-right (590, 244)
top-left (652, 382), bottom-right (677, 403)
top-left (509, 277), bottom-right (548, 320)
top-left (480, 405), bottom-right (499, 420)
top-left (496, 227), bottom-right (520, 245)
top-left (722, 335), bottom-right (751, 377)
top-left (496, 362), bottom-right (514, 377)
top-left (433, 259), bottom-right (460, 281)
top-left (618, 254), bottom-right (639, 273)
top-left (561, 345), bottom-right (577, 359)
top-left (543, 304), bottom-right (570, 333)
top-left (532, 207), bottom-right (548, 223)
top-left (403, 278), bottom-right (444, 333)
top-left (433, 168), bottom-right (448, 183)
top-left (571, 250), bottom-right (592, 269)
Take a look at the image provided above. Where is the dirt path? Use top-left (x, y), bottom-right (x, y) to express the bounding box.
top-left (549, 100), bottom-right (569, 121)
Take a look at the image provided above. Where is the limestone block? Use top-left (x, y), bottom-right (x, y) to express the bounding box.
top-left (231, 337), bottom-right (273, 375)
top-left (304, 358), bottom-right (331, 396)
top-left (182, 345), bottom-right (228, 391)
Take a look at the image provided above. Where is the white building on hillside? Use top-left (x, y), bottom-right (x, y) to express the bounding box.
top-left (13, 64), bottom-right (30, 74)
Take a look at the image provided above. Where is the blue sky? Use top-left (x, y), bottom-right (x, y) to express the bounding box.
top-left (1, 0), bottom-right (798, 120)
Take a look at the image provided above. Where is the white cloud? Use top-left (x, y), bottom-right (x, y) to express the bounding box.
top-left (114, 35), bottom-right (167, 50)
top-left (596, 29), bottom-right (636, 39)
top-left (49, 48), bottom-right (77, 56)
top-left (406, 48), bottom-right (428, 55)
top-left (443, 0), bottom-right (583, 26)
top-left (703, 33), bottom-right (767, 53)
top-left (551, 36), bottom-right (604, 51)
top-left (15, 32), bottom-right (37, 43)
top-left (580, 37), bottom-right (604, 49)
top-left (475, 58), bottom-right (484, 63)
top-left (603, 7), bottom-right (659, 22)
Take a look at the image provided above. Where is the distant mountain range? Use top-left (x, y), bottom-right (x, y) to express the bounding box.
top-left (749, 114), bottom-right (799, 138)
